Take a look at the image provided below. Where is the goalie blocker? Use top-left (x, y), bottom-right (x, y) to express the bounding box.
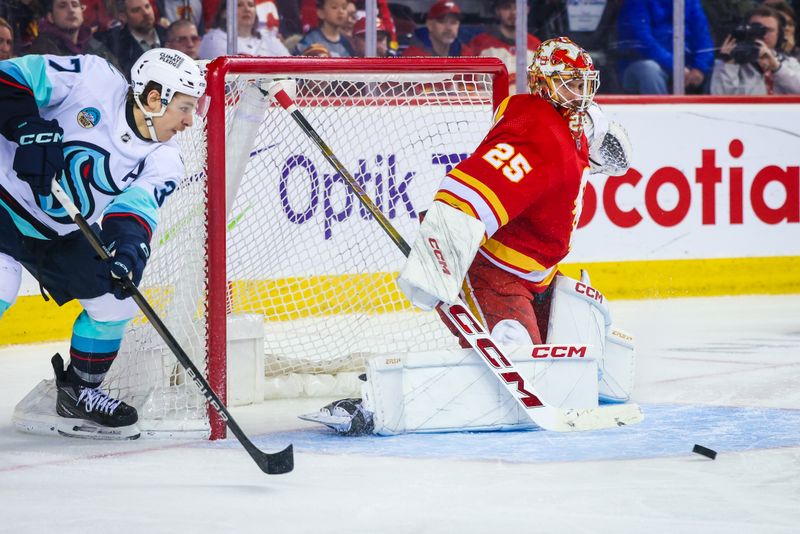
top-left (301, 273), bottom-right (637, 435)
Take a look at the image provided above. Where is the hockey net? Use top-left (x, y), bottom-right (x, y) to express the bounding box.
top-left (101, 57), bottom-right (507, 439)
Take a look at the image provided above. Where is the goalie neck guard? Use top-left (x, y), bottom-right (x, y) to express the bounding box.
top-left (130, 48), bottom-right (207, 142)
top-left (528, 37), bottom-right (599, 135)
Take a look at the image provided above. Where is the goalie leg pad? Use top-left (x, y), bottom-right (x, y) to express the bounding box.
top-left (599, 328), bottom-right (636, 403)
top-left (360, 346), bottom-right (598, 435)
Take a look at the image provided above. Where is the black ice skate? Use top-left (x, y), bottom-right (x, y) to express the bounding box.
top-left (52, 353), bottom-right (140, 440)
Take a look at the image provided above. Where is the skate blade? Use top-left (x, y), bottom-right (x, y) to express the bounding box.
top-left (298, 411), bottom-right (352, 432)
top-left (56, 419), bottom-right (141, 440)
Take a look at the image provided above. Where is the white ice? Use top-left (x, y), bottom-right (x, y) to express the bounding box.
top-left (1, 295), bottom-right (799, 534)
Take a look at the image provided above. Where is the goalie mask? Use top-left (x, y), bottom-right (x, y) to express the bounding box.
top-left (529, 37), bottom-right (599, 117)
top-left (131, 48), bottom-right (207, 141)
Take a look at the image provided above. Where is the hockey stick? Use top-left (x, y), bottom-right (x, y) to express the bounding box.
top-left (50, 180), bottom-right (294, 474)
top-left (267, 82), bottom-right (642, 432)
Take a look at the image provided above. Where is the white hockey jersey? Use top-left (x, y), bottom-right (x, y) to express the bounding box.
top-left (0, 54), bottom-right (184, 240)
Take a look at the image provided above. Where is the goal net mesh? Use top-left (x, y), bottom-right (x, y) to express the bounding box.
top-left (100, 61), bottom-right (502, 438)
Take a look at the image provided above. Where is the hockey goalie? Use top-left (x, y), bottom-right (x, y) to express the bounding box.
top-left (301, 37), bottom-right (637, 436)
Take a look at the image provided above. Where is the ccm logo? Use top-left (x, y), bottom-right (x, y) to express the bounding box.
top-left (428, 238), bottom-right (451, 275)
top-left (575, 282), bottom-right (604, 303)
top-left (19, 132), bottom-right (63, 145)
top-left (531, 345), bottom-right (588, 358)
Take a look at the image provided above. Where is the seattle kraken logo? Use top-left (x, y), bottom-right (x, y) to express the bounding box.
top-left (38, 141), bottom-right (121, 224)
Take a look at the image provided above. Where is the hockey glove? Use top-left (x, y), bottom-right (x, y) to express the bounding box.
top-left (12, 117), bottom-right (65, 197)
top-left (101, 218), bottom-right (151, 300)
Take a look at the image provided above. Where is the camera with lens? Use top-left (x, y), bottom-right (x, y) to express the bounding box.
top-left (730, 22), bottom-right (768, 64)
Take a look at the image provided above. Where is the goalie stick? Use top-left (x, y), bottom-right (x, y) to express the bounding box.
top-left (267, 81), bottom-right (642, 432)
top-left (50, 180), bottom-right (294, 475)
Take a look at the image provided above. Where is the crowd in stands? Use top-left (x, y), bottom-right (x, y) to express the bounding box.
top-left (1, 0), bottom-right (800, 95)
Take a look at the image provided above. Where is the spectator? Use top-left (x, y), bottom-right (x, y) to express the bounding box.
top-left (29, 0), bottom-right (118, 66)
top-left (161, 0), bottom-right (204, 29)
top-left (81, 0), bottom-right (119, 33)
top-left (763, 0), bottom-right (800, 59)
top-left (300, 0), bottom-right (395, 47)
top-left (401, 1), bottom-right (471, 57)
top-left (274, 0), bottom-right (302, 39)
top-left (0, 17), bottom-right (14, 59)
top-left (710, 5), bottom-right (800, 94)
top-left (95, 0), bottom-right (166, 77)
top-left (294, 0), bottom-right (354, 57)
top-left (341, 0), bottom-right (356, 38)
top-left (466, 0), bottom-right (541, 93)
top-left (0, 0), bottom-right (44, 54)
top-left (616, 0), bottom-right (714, 94)
top-left (164, 18), bottom-right (200, 58)
top-left (530, 0), bottom-right (623, 93)
top-left (351, 16), bottom-right (389, 57)
top-left (198, 0), bottom-right (289, 59)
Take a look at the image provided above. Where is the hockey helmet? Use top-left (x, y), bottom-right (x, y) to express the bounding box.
top-left (528, 37), bottom-right (599, 113)
top-left (130, 48), bottom-right (207, 141)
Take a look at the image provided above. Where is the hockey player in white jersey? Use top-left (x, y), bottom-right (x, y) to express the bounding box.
top-left (0, 49), bottom-right (206, 439)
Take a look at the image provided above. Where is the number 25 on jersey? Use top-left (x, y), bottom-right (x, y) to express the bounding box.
top-left (482, 143), bottom-right (532, 183)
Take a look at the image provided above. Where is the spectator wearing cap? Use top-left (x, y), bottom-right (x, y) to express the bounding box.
top-left (0, 17), bottom-right (13, 59)
top-left (29, 0), bottom-right (118, 66)
top-left (351, 16), bottom-right (390, 57)
top-left (466, 0), bottom-right (541, 92)
top-left (402, 0), bottom-right (472, 57)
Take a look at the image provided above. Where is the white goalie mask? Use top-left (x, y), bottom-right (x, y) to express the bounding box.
top-left (528, 37), bottom-right (599, 114)
top-left (130, 48), bottom-right (207, 141)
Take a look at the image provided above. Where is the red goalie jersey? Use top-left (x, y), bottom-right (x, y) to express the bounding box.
top-left (434, 93), bottom-right (589, 291)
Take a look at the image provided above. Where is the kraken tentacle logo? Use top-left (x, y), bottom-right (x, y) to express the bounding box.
top-left (38, 141), bottom-right (121, 224)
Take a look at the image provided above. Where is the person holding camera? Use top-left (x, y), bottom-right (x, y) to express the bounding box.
top-left (710, 6), bottom-right (800, 94)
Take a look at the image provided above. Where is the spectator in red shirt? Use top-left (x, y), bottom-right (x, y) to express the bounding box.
top-left (402, 0), bottom-right (471, 57)
top-left (467, 0), bottom-right (541, 92)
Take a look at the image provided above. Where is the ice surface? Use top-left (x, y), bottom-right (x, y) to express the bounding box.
top-left (1, 295), bottom-right (799, 533)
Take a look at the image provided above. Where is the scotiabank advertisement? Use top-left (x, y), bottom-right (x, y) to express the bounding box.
top-left (16, 100), bottom-right (800, 296)
top-left (568, 102), bottom-right (800, 263)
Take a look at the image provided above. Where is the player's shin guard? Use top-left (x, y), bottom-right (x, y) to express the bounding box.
top-left (67, 311), bottom-right (129, 389)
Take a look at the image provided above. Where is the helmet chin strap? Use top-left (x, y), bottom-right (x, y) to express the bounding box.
top-left (134, 97), bottom-right (168, 142)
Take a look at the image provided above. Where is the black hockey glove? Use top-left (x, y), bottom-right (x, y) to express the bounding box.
top-left (101, 217), bottom-right (151, 300)
top-left (12, 117), bottom-right (65, 197)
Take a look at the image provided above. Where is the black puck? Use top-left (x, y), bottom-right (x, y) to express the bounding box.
top-left (692, 444), bottom-right (717, 460)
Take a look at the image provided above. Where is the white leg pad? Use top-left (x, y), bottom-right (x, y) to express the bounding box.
top-left (598, 328), bottom-right (636, 403)
top-left (363, 345), bottom-right (598, 435)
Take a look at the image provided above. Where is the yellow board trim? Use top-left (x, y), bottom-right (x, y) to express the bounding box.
top-left (2, 256), bottom-right (799, 345)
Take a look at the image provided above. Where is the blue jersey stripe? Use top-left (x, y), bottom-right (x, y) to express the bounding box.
top-left (0, 56), bottom-right (52, 108)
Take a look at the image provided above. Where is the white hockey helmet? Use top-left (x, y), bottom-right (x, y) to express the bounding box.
top-left (528, 37), bottom-right (599, 114)
top-left (131, 48), bottom-right (206, 141)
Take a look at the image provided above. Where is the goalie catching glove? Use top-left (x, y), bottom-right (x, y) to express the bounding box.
top-left (585, 104), bottom-right (633, 177)
top-left (396, 201), bottom-right (486, 310)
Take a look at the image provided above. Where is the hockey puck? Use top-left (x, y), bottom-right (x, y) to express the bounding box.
top-left (692, 444), bottom-right (717, 460)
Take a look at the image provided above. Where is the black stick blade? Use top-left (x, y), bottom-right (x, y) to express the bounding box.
top-left (258, 444), bottom-right (294, 475)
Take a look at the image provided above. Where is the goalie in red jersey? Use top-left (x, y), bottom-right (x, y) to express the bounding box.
top-left (302, 38), bottom-right (636, 436)
top-left (400, 37), bottom-right (609, 346)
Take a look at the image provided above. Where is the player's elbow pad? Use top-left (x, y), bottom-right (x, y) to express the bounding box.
top-left (396, 201), bottom-right (485, 310)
